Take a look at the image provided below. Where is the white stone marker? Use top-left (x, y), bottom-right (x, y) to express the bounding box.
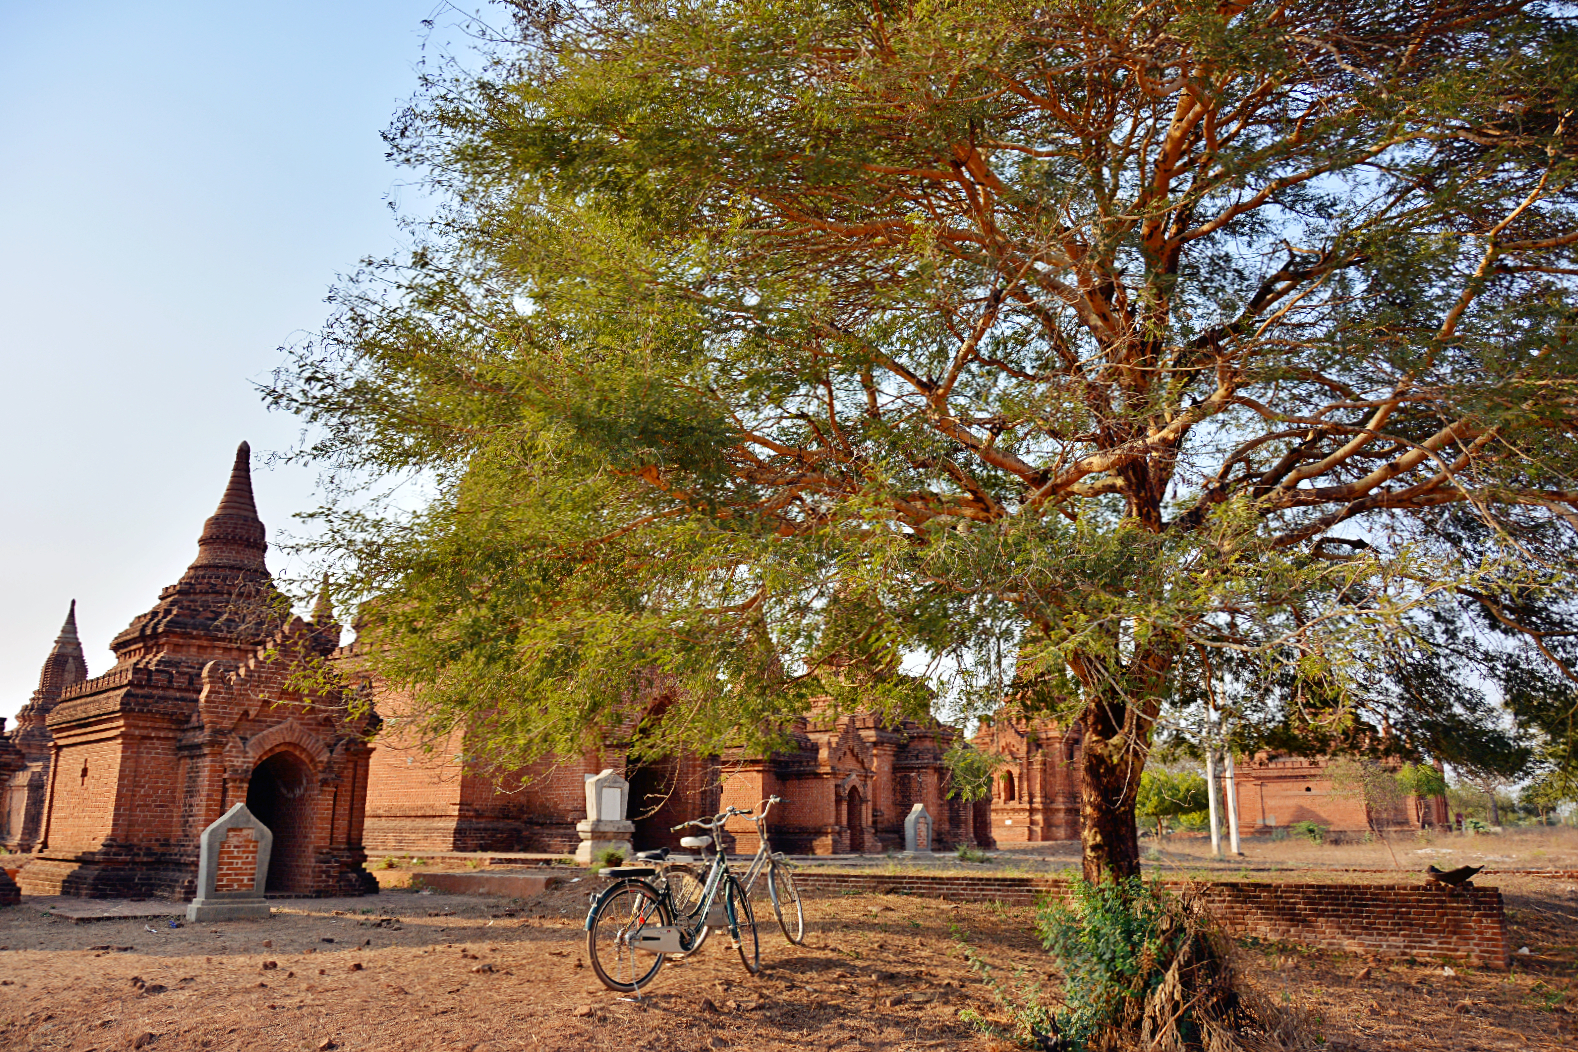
top-left (904, 802), bottom-right (934, 854)
top-left (187, 802), bottom-right (274, 921)
top-left (574, 768), bottom-right (635, 865)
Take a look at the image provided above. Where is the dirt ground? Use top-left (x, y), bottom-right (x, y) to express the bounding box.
top-left (1, 865), bottom-right (1575, 1052)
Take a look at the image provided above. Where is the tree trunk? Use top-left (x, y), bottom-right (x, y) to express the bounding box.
top-left (1070, 645), bottom-right (1178, 885)
top-left (1484, 782), bottom-right (1501, 827)
top-left (1079, 729), bottom-right (1145, 884)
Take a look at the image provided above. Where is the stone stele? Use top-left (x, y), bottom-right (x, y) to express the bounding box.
top-left (904, 802), bottom-right (934, 854)
top-left (574, 768), bottom-right (634, 865)
top-left (186, 802), bottom-right (274, 921)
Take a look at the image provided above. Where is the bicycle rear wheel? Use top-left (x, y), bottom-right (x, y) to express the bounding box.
top-left (725, 874), bottom-right (760, 974)
top-left (767, 859), bottom-right (804, 944)
top-left (586, 880), bottom-right (671, 992)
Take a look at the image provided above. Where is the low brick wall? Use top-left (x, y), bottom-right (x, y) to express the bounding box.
top-left (792, 871), bottom-right (1510, 968)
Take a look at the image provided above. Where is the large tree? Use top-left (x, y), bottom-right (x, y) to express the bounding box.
top-left (274, 0), bottom-right (1578, 882)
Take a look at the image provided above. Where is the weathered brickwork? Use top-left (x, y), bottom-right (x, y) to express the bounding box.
top-left (0, 602), bottom-right (88, 852)
top-left (1232, 755), bottom-right (1449, 835)
top-left (213, 827), bottom-right (259, 893)
top-left (360, 683), bottom-right (607, 854)
top-left (16, 444), bottom-right (378, 901)
top-left (719, 706), bottom-right (974, 856)
top-left (361, 687), bottom-right (969, 857)
top-left (791, 871), bottom-right (1510, 967)
top-left (974, 714), bottom-right (1082, 844)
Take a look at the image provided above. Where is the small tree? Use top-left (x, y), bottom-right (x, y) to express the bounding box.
top-left (1136, 770), bottom-right (1209, 843)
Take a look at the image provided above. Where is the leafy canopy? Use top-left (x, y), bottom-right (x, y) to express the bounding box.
top-left (271, 0), bottom-right (1578, 874)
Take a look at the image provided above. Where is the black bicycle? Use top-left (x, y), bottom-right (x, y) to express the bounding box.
top-left (584, 806), bottom-right (761, 993)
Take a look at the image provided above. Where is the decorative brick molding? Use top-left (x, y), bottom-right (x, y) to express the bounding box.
top-left (791, 871), bottom-right (1511, 968)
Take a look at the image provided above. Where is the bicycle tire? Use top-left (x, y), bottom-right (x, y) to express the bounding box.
top-left (767, 859), bottom-right (805, 944)
top-left (725, 874), bottom-right (761, 974)
top-left (586, 880), bottom-right (671, 992)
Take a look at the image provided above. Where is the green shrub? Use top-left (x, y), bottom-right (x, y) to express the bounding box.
top-left (1290, 820), bottom-right (1326, 844)
top-left (594, 847), bottom-right (626, 869)
top-left (955, 844), bottom-right (991, 864)
top-left (1029, 879), bottom-right (1294, 1051)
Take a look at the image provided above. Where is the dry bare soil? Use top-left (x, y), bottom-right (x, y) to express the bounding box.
top-left (0, 871), bottom-right (1574, 1052)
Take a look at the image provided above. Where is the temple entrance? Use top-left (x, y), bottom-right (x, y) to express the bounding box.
top-left (972, 798), bottom-right (994, 847)
top-left (846, 785), bottom-right (866, 853)
top-left (247, 751), bottom-right (314, 894)
top-left (627, 759), bottom-right (684, 852)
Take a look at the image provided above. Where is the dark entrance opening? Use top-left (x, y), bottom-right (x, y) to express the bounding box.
top-left (973, 797), bottom-right (995, 847)
top-left (846, 785), bottom-right (866, 854)
top-left (627, 759), bottom-right (684, 853)
top-left (246, 751), bottom-right (314, 894)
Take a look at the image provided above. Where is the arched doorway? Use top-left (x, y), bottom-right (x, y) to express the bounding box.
top-left (846, 785), bottom-right (866, 854)
top-left (626, 759), bottom-right (682, 852)
top-left (247, 751), bottom-right (315, 894)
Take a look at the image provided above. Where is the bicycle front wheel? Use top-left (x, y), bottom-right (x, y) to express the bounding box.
top-left (586, 880), bottom-right (671, 992)
top-left (767, 859), bottom-right (804, 944)
top-left (725, 874), bottom-right (761, 974)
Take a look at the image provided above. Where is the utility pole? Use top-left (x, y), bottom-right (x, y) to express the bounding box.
top-left (1224, 748), bottom-right (1243, 856)
top-left (1205, 746), bottom-right (1222, 857)
top-left (1204, 702), bottom-right (1222, 857)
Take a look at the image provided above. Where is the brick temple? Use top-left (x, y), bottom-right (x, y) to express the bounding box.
top-left (362, 687), bottom-right (992, 857)
top-left (8, 444), bottom-right (378, 899)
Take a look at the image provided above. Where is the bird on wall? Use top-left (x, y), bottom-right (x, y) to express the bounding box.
top-left (1425, 864), bottom-right (1485, 888)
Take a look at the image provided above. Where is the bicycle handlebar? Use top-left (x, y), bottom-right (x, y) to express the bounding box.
top-left (669, 804), bottom-right (754, 834)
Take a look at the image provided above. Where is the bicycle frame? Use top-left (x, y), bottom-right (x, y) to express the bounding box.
top-left (736, 796), bottom-right (790, 896)
top-left (588, 806), bottom-right (751, 957)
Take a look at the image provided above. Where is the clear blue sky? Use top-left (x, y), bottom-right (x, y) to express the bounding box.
top-left (0, 2), bottom-right (468, 720)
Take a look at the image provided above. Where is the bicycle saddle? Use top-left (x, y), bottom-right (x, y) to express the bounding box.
top-left (679, 835), bottom-right (712, 850)
top-left (635, 847), bottom-right (669, 861)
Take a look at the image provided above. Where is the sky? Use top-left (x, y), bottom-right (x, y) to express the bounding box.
top-left (0, 1), bottom-right (475, 721)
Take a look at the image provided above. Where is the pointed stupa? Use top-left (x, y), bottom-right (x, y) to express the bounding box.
top-left (108, 442), bottom-right (284, 662)
top-left (186, 441), bottom-right (268, 573)
top-left (12, 601), bottom-right (90, 754)
top-left (311, 573), bottom-right (336, 626)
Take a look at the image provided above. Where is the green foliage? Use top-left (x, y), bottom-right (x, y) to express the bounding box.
top-left (1136, 770), bottom-right (1210, 838)
top-left (1039, 879), bottom-right (1174, 1048)
top-left (1395, 763), bottom-right (1448, 800)
top-left (955, 844), bottom-right (991, 864)
top-left (943, 741), bottom-right (1006, 804)
top-left (271, 0), bottom-right (1578, 883)
top-left (594, 848), bottom-right (626, 869)
top-left (1289, 821), bottom-right (1326, 845)
top-left (1035, 880), bottom-right (1272, 1050)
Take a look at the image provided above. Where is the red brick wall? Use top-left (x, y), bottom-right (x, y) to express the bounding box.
top-left (1232, 757), bottom-right (1441, 834)
top-left (214, 827), bottom-right (259, 892)
top-left (40, 735), bottom-right (125, 854)
top-left (790, 872), bottom-right (1510, 968)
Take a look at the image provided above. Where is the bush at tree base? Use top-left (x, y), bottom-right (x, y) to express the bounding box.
top-left (990, 879), bottom-right (1316, 1051)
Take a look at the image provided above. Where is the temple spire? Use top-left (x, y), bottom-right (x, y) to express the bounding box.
top-left (311, 573), bottom-right (335, 626)
top-left (57, 599), bottom-right (80, 647)
top-left (186, 441), bottom-right (268, 573)
top-left (25, 600), bottom-right (89, 716)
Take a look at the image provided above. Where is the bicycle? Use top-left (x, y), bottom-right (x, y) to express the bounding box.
top-left (584, 806), bottom-right (761, 993)
top-left (733, 796), bottom-right (805, 944)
